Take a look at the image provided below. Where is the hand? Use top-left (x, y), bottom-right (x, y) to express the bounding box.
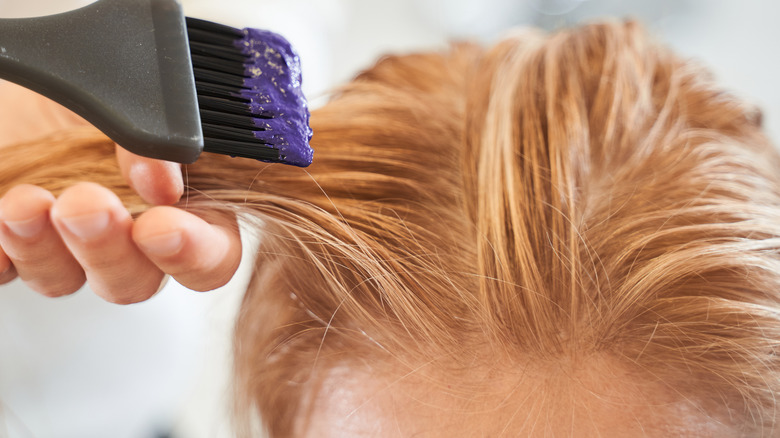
top-left (0, 82), bottom-right (243, 303)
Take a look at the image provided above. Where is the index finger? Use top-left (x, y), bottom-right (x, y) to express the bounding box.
top-left (132, 206), bottom-right (242, 292)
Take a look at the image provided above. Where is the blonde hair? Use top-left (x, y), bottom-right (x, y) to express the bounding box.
top-left (2, 21), bottom-right (780, 435)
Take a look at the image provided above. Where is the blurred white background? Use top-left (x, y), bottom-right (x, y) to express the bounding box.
top-left (0, 1), bottom-right (778, 437)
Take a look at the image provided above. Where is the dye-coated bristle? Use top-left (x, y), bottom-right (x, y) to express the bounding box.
top-left (185, 17), bottom-right (277, 161)
top-left (185, 17), bottom-right (314, 166)
top-left (187, 18), bottom-right (313, 166)
top-left (186, 19), bottom-right (273, 159)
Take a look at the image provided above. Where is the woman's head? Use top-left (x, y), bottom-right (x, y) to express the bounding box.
top-left (219, 21), bottom-right (780, 436)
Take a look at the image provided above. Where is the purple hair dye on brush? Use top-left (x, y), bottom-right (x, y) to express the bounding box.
top-left (235, 28), bottom-right (314, 167)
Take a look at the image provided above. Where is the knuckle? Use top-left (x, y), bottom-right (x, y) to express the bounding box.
top-left (83, 256), bottom-right (122, 272)
top-left (31, 279), bottom-right (84, 298)
top-left (2, 246), bottom-right (44, 262)
top-left (185, 268), bottom-right (236, 292)
top-left (102, 294), bottom-right (146, 305)
top-left (91, 277), bottom-right (161, 305)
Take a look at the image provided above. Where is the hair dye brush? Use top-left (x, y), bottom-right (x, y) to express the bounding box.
top-left (0, 0), bottom-right (313, 166)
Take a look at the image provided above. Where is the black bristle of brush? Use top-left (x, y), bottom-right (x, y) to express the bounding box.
top-left (185, 17), bottom-right (281, 162)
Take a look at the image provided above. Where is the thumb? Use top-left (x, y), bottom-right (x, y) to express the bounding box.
top-left (115, 144), bottom-right (184, 206)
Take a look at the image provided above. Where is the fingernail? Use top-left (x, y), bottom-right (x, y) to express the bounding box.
top-left (137, 231), bottom-right (183, 257)
top-left (58, 211), bottom-right (110, 241)
top-left (129, 162), bottom-right (182, 205)
top-left (4, 214), bottom-right (48, 238)
top-left (128, 163), bottom-right (147, 193)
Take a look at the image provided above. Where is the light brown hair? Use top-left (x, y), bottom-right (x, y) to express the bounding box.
top-left (2, 20), bottom-right (779, 436)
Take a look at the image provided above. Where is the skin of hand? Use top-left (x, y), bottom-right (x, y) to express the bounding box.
top-left (0, 81), bottom-right (242, 303)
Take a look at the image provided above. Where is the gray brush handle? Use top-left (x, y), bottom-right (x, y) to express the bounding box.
top-left (0, 0), bottom-right (203, 163)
